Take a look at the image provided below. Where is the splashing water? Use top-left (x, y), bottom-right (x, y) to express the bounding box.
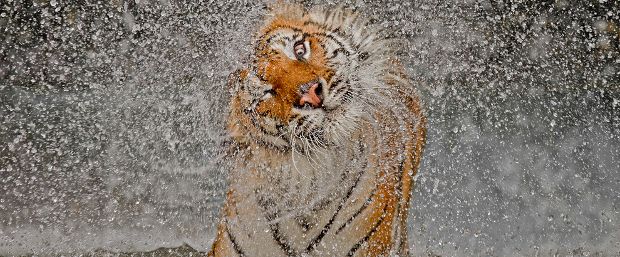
top-left (1, 0), bottom-right (618, 256)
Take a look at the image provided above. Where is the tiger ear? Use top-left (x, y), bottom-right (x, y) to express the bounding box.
top-left (226, 69), bottom-right (249, 94)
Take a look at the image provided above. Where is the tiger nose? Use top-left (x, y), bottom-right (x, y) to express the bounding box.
top-left (299, 82), bottom-right (323, 108)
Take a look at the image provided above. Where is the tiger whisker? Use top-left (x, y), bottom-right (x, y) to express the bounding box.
top-left (307, 134), bottom-right (327, 162)
top-left (301, 133), bottom-right (324, 170)
top-left (340, 88), bottom-right (382, 107)
top-left (368, 85), bottom-right (413, 96)
top-left (289, 123), bottom-right (304, 177)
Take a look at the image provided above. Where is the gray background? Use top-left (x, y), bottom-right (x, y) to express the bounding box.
top-left (1, 0), bottom-right (619, 256)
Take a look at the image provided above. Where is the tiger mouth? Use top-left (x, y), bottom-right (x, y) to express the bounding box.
top-left (251, 115), bottom-right (330, 152)
top-left (247, 77), bottom-right (351, 152)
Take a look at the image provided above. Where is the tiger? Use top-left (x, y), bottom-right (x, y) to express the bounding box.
top-left (209, 3), bottom-right (426, 257)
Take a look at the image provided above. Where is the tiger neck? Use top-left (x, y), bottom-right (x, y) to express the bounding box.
top-left (235, 143), bottom-right (347, 188)
top-left (230, 139), bottom-right (369, 219)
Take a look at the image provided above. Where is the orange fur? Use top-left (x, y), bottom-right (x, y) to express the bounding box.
top-left (254, 18), bottom-right (333, 123)
top-left (210, 4), bottom-right (426, 257)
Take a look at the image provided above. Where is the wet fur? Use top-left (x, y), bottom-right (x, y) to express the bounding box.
top-left (210, 3), bottom-right (426, 256)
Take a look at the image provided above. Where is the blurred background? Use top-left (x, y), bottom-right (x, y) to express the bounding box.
top-left (1, 0), bottom-right (618, 256)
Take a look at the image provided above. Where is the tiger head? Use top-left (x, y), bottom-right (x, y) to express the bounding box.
top-left (228, 4), bottom-right (393, 154)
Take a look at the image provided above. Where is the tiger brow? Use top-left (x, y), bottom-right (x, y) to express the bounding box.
top-left (274, 37), bottom-right (292, 47)
top-left (330, 48), bottom-right (350, 58)
top-left (313, 32), bottom-right (353, 58)
top-left (325, 33), bottom-right (346, 49)
top-left (262, 27), bottom-right (303, 45)
top-left (311, 32), bottom-right (343, 47)
top-left (269, 33), bottom-right (308, 56)
top-left (287, 33), bottom-right (305, 45)
top-left (267, 34), bottom-right (289, 46)
top-left (268, 34), bottom-right (303, 48)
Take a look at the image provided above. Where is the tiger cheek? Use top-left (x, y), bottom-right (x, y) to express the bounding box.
top-left (309, 37), bottom-right (324, 60)
top-left (256, 98), bottom-right (292, 124)
top-left (307, 39), bottom-right (333, 80)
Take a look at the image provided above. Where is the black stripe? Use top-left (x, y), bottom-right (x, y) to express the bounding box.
top-left (303, 20), bottom-right (326, 28)
top-left (254, 121), bottom-right (290, 143)
top-left (254, 138), bottom-right (291, 152)
top-left (304, 203), bottom-right (340, 252)
top-left (311, 31), bottom-right (354, 58)
top-left (282, 36), bottom-right (294, 43)
top-left (330, 26), bottom-right (343, 35)
top-left (304, 159), bottom-right (369, 253)
top-left (358, 52), bottom-right (369, 61)
top-left (310, 198), bottom-right (333, 212)
top-left (258, 26), bottom-right (303, 46)
top-left (310, 30), bottom-right (361, 57)
top-left (225, 222), bottom-right (246, 256)
top-left (393, 156), bottom-right (408, 245)
top-left (242, 105), bottom-right (287, 138)
top-left (246, 111), bottom-right (292, 148)
top-left (270, 223), bottom-right (297, 256)
top-left (256, 193), bottom-right (296, 256)
top-left (335, 187), bottom-right (377, 234)
top-left (331, 80), bottom-right (348, 97)
top-left (396, 158), bottom-right (411, 254)
top-left (330, 48), bottom-right (350, 58)
top-left (399, 233), bottom-right (409, 255)
top-left (309, 31), bottom-right (329, 38)
top-left (330, 78), bottom-right (343, 90)
top-left (310, 153), bottom-right (360, 214)
top-left (296, 216), bottom-right (312, 232)
top-left (342, 89), bottom-right (354, 104)
top-left (253, 69), bottom-right (269, 83)
top-left (325, 33), bottom-right (347, 49)
top-left (256, 193), bottom-right (279, 222)
top-left (396, 159), bottom-right (406, 196)
top-left (296, 116), bottom-right (308, 128)
top-left (346, 204), bottom-right (389, 257)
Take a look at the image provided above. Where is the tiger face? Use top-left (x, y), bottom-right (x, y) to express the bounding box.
top-left (231, 10), bottom-right (369, 153)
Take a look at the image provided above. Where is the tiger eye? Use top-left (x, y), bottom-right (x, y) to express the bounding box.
top-left (294, 41), bottom-right (306, 58)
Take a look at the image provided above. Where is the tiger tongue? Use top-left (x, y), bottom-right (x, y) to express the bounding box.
top-left (299, 82), bottom-right (322, 108)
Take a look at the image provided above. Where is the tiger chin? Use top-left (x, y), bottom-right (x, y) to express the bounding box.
top-left (209, 3), bottom-right (426, 257)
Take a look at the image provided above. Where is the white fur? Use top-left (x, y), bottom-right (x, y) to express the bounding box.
top-left (218, 5), bottom-right (422, 256)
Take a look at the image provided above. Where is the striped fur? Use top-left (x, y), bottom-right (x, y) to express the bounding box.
top-left (210, 3), bottom-right (426, 257)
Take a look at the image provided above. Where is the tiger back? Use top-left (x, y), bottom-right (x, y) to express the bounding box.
top-left (210, 3), bottom-right (426, 256)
